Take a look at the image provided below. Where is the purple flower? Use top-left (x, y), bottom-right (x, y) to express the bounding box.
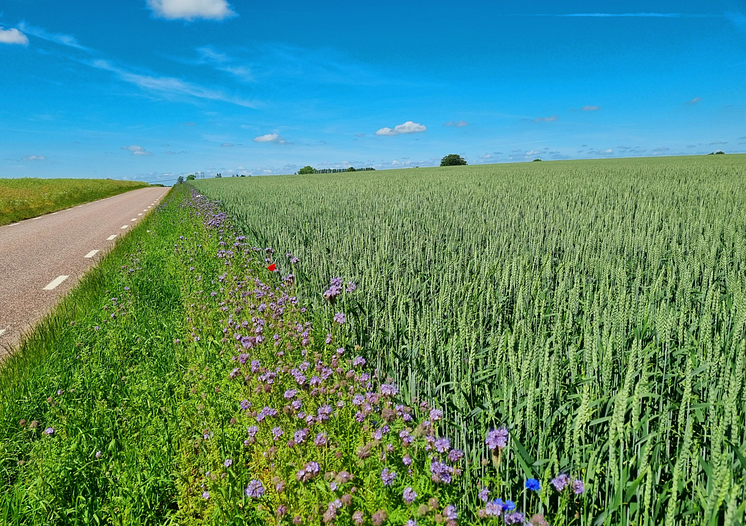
top-left (202, 491), bottom-right (210, 500)
top-left (504, 512), bottom-right (525, 524)
top-left (346, 282), bottom-right (356, 293)
top-left (448, 449), bottom-right (464, 462)
top-left (224, 458), bottom-right (233, 468)
top-left (403, 486), bottom-right (417, 504)
top-left (315, 432), bottom-right (328, 446)
top-left (444, 505), bottom-right (458, 520)
top-left (352, 356), bottom-right (366, 367)
top-left (247, 425), bottom-right (258, 438)
top-left (333, 312), bottom-right (346, 324)
top-left (434, 437), bottom-right (450, 453)
top-left (284, 389), bottom-right (298, 399)
top-left (429, 408), bottom-right (443, 421)
top-left (485, 427), bottom-right (509, 450)
top-left (352, 511), bottom-right (364, 525)
top-left (402, 454), bottom-right (413, 466)
top-left (240, 399), bottom-right (251, 410)
top-left (572, 479), bottom-right (585, 495)
top-left (272, 426), bottom-right (284, 440)
top-left (95, 450), bottom-right (102, 459)
top-left (44, 427), bottom-right (55, 436)
top-left (380, 383), bottom-right (398, 396)
top-left (551, 473), bottom-right (570, 492)
top-left (478, 487), bottom-right (490, 502)
top-left (245, 479), bottom-right (265, 498)
top-left (297, 461), bottom-right (320, 482)
top-left (294, 428), bottom-right (308, 444)
top-left (381, 467), bottom-right (397, 486)
top-left (485, 499), bottom-right (503, 517)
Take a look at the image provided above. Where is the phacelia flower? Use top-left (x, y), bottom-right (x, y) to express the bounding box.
top-left (381, 467), bottom-right (397, 486)
top-left (444, 505), bottom-right (458, 520)
top-left (485, 427), bottom-right (509, 450)
top-left (403, 486), bottom-right (417, 504)
top-left (245, 479), bottom-right (265, 498)
top-left (572, 479), bottom-right (585, 495)
top-left (551, 473), bottom-right (570, 492)
top-left (333, 312), bottom-right (346, 324)
top-left (224, 459), bottom-right (233, 468)
top-left (478, 487), bottom-right (490, 502)
top-left (44, 427), bottom-right (55, 436)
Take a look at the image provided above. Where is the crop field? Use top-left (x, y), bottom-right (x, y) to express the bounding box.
top-left (0, 178), bottom-right (148, 226)
top-left (191, 155), bottom-right (746, 524)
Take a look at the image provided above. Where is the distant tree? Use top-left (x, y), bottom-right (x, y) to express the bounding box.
top-left (298, 165), bottom-right (316, 174)
top-left (240, 174), bottom-right (246, 177)
top-left (440, 154), bottom-right (467, 166)
top-left (216, 173), bottom-right (222, 178)
top-left (346, 166), bottom-right (356, 172)
top-left (532, 158), bottom-right (543, 162)
top-left (186, 174), bottom-right (196, 181)
top-left (177, 176), bottom-right (185, 184)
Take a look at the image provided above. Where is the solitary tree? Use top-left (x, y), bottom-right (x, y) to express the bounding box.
top-left (346, 166), bottom-right (356, 172)
top-left (298, 166), bottom-right (316, 174)
top-left (177, 176), bottom-right (184, 184)
top-left (186, 174), bottom-right (196, 181)
top-left (216, 173), bottom-right (222, 178)
top-left (440, 154), bottom-right (467, 166)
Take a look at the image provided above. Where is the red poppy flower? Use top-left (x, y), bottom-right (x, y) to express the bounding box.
top-left (267, 263), bottom-right (276, 271)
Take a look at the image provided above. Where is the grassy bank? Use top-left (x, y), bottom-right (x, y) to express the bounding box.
top-left (0, 178), bottom-right (149, 226)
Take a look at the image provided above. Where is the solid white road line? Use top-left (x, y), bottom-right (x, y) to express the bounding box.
top-left (31, 217), bottom-right (40, 220)
top-left (121, 225), bottom-right (129, 229)
top-left (107, 234), bottom-right (117, 240)
top-left (51, 212), bottom-right (58, 215)
top-left (43, 275), bottom-right (69, 290)
top-left (84, 250), bottom-right (99, 258)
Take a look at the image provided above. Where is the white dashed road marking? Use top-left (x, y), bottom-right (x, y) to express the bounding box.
top-left (138, 213), bottom-right (142, 216)
top-left (51, 212), bottom-right (58, 215)
top-left (130, 218), bottom-right (137, 221)
top-left (0, 329), bottom-right (6, 337)
top-left (43, 275), bottom-right (69, 290)
top-left (107, 234), bottom-right (117, 240)
top-left (121, 225), bottom-right (128, 229)
top-left (84, 250), bottom-right (99, 258)
top-left (31, 217), bottom-right (40, 221)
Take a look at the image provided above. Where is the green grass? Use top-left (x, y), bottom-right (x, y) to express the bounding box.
top-left (192, 155), bottom-right (746, 524)
top-left (0, 178), bottom-right (149, 226)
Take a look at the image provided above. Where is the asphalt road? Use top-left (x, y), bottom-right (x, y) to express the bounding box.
top-left (0, 187), bottom-right (170, 356)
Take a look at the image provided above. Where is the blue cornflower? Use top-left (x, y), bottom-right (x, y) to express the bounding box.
top-left (526, 478), bottom-right (541, 491)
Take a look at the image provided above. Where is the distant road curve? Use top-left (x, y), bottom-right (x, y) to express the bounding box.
top-left (0, 186), bottom-right (170, 356)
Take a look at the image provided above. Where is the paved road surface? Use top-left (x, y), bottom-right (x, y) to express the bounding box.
top-left (0, 187), bottom-right (170, 356)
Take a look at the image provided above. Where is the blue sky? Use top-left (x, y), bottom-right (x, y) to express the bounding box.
top-left (1, 0), bottom-right (744, 183)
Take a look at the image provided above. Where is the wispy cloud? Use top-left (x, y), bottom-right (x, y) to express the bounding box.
top-left (0, 27), bottom-right (29, 46)
top-left (21, 154), bottom-right (46, 160)
top-left (253, 133), bottom-right (287, 144)
top-left (443, 120), bottom-right (469, 127)
top-left (221, 142), bottom-right (234, 147)
top-left (91, 59), bottom-right (257, 108)
top-left (147, 0), bottom-right (237, 21)
top-left (580, 105), bottom-right (600, 111)
top-left (686, 97), bottom-right (702, 105)
top-left (533, 115), bottom-right (558, 122)
top-left (121, 145), bottom-right (152, 155)
top-left (709, 141), bottom-right (728, 145)
top-left (527, 12), bottom-right (720, 18)
top-left (375, 121), bottom-right (427, 136)
top-left (17, 22), bottom-right (91, 51)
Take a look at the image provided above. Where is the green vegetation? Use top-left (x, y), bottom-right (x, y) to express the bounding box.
top-left (297, 166), bottom-right (376, 175)
top-left (193, 155), bottom-right (746, 524)
top-left (0, 178), bottom-right (148, 226)
top-left (440, 154), bottom-right (467, 166)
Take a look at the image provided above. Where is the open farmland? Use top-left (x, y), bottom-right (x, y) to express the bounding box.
top-left (0, 178), bottom-right (148, 226)
top-left (192, 155), bottom-right (746, 524)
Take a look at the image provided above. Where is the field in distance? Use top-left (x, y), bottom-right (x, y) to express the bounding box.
top-left (0, 178), bottom-right (149, 226)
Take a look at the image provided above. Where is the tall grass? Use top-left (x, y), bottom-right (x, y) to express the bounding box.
top-left (0, 178), bottom-right (148, 225)
top-left (193, 155), bottom-right (746, 524)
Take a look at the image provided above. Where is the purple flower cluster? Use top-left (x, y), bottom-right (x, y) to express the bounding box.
top-left (485, 427), bottom-right (509, 450)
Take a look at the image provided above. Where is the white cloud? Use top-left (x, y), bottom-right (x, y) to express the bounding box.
top-left (17, 22), bottom-right (89, 51)
top-left (221, 142), bottom-right (234, 147)
top-left (533, 115), bottom-right (558, 122)
top-left (21, 154), bottom-right (46, 160)
top-left (375, 121), bottom-right (427, 136)
top-left (91, 59), bottom-right (256, 108)
top-left (686, 97), bottom-right (702, 105)
top-left (253, 133), bottom-right (287, 144)
top-left (147, 0), bottom-right (237, 20)
top-left (121, 145), bottom-right (152, 156)
top-left (0, 27), bottom-right (29, 46)
top-left (580, 105), bottom-right (600, 111)
top-left (443, 120), bottom-right (469, 127)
